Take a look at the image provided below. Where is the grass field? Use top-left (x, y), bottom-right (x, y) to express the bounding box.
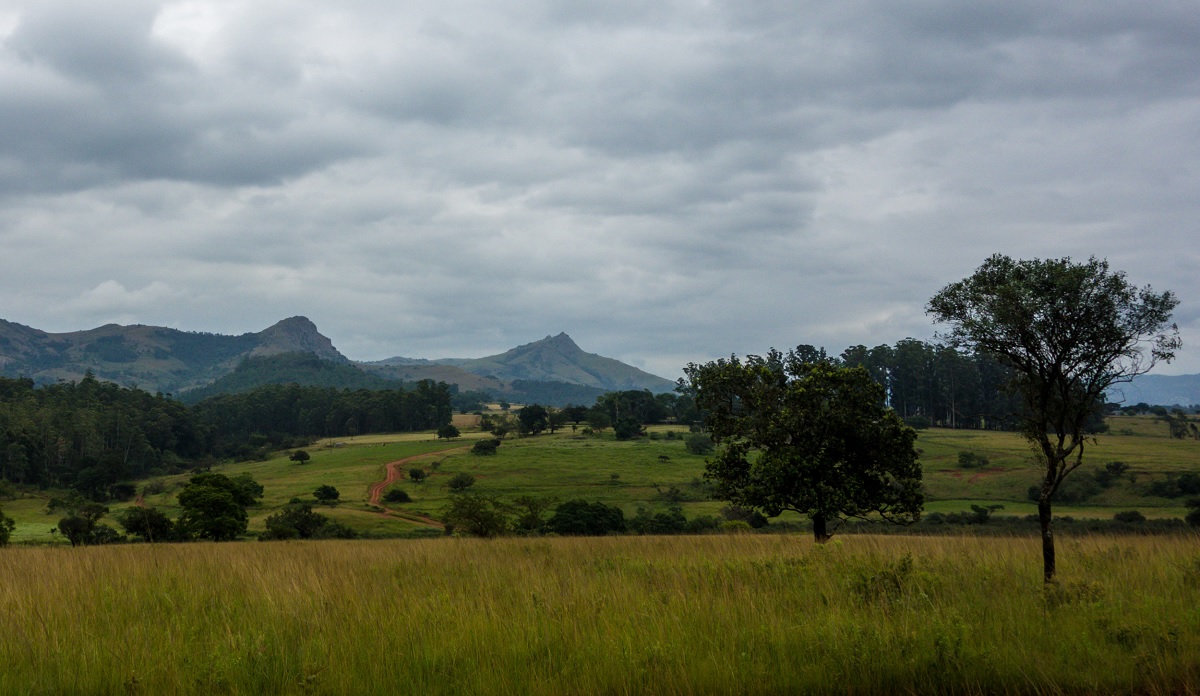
top-left (2, 534), bottom-right (1198, 694)
top-left (2, 415), bottom-right (1198, 544)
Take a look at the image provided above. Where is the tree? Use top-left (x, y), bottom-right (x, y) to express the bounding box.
top-left (289, 450), bottom-right (311, 464)
top-left (512, 495), bottom-right (554, 533)
top-left (116, 505), bottom-right (175, 542)
top-left (0, 505), bottom-right (14, 546)
top-left (518, 404), bottom-right (549, 436)
top-left (314, 484), bottom-right (340, 506)
top-left (437, 423), bottom-right (460, 440)
top-left (928, 254), bottom-right (1179, 582)
top-left (262, 498), bottom-right (355, 540)
top-left (442, 493), bottom-right (509, 537)
top-left (546, 500), bottom-right (626, 535)
top-left (613, 417), bottom-right (645, 440)
top-left (471, 439), bottom-right (501, 456)
top-left (409, 468), bottom-right (427, 483)
top-left (176, 473), bottom-right (261, 541)
top-left (446, 472), bottom-right (476, 492)
top-left (684, 350), bottom-right (923, 542)
top-left (54, 498), bottom-right (111, 547)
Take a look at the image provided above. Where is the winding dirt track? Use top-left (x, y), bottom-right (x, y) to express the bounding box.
top-left (367, 447), bottom-right (470, 528)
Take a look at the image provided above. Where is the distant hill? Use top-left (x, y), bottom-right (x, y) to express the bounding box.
top-left (0, 316), bottom-right (347, 395)
top-left (1109, 374), bottom-right (1200, 407)
top-left (181, 353), bottom-right (402, 403)
top-left (0, 317), bottom-right (676, 401)
top-left (364, 333), bottom-right (675, 394)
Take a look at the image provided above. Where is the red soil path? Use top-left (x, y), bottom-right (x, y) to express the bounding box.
top-left (367, 447), bottom-right (469, 529)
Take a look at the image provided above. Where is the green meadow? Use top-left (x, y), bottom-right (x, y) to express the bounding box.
top-left (3, 414), bottom-right (1199, 543)
top-left (2, 534), bottom-right (1199, 694)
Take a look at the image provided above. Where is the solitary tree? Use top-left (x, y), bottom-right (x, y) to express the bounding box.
top-left (928, 255), bottom-right (1178, 581)
top-left (314, 484), bottom-right (340, 506)
top-left (290, 450), bottom-right (311, 465)
top-left (437, 423), bottom-right (460, 440)
top-left (684, 350), bottom-right (923, 542)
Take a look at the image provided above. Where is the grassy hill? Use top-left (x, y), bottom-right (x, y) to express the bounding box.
top-left (180, 352), bottom-right (402, 403)
top-left (3, 414), bottom-right (1197, 544)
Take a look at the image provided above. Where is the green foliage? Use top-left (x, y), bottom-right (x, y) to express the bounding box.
top-left (409, 468), bottom-right (427, 483)
top-left (546, 500), bottom-right (626, 536)
top-left (437, 423), bottom-right (460, 440)
top-left (262, 498), bottom-right (358, 540)
top-left (0, 505), bottom-right (14, 546)
top-left (612, 417), bottom-right (645, 440)
top-left (511, 495), bottom-right (554, 533)
top-left (176, 473), bottom-right (260, 541)
top-left (290, 450), bottom-right (312, 464)
top-left (957, 451), bottom-right (989, 468)
top-left (382, 488), bottom-right (411, 504)
top-left (929, 254), bottom-right (1179, 580)
top-left (1186, 499), bottom-right (1200, 528)
top-left (313, 484), bottom-right (340, 506)
top-left (471, 439), bottom-right (501, 456)
top-left (446, 472), bottom-right (476, 492)
top-left (517, 404), bottom-right (549, 435)
top-left (686, 351), bottom-right (923, 541)
top-left (115, 506), bottom-right (176, 542)
top-left (181, 352), bottom-right (400, 402)
top-left (684, 432), bottom-right (714, 455)
top-left (1113, 510), bottom-right (1146, 524)
top-left (442, 493), bottom-right (509, 537)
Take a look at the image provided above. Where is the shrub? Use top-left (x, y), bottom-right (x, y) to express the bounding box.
top-left (472, 439), bottom-right (501, 456)
top-left (0, 506), bottom-right (14, 546)
top-left (721, 520), bottom-right (753, 533)
top-left (1113, 510), bottom-right (1146, 524)
top-left (442, 493), bottom-right (509, 537)
top-left (547, 500), bottom-right (626, 536)
top-left (957, 451), bottom-right (989, 468)
top-left (409, 468), bottom-right (427, 483)
top-left (289, 450), bottom-right (311, 464)
top-left (313, 485), bottom-right (340, 506)
top-left (1186, 499), bottom-right (1200, 528)
top-left (382, 489), bottom-right (411, 504)
top-left (447, 473), bottom-right (476, 492)
top-left (684, 432), bottom-right (714, 455)
top-left (721, 505), bottom-right (769, 528)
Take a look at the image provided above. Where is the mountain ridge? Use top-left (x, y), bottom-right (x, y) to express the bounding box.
top-left (0, 318), bottom-right (675, 397)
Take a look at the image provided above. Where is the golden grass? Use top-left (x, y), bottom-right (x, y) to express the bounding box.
top-left (2, 533), bottom-right (1198, 694)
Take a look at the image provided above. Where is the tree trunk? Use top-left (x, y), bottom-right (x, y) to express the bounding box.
top-left (1038, 498), bottom-right (1055, 582)
top-left (812, 513), bottom-right (831, 543)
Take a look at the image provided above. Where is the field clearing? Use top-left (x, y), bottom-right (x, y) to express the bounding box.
top-left (3, 416), bottom-right (1197, 544)
top-left (2, 534), bottom-right (1198, 694)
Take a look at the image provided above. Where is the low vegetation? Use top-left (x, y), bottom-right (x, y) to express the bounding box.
top-left (1, 535), bottom-right (1198, 694)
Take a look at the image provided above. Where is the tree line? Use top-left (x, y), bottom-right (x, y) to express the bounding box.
top-left (0, 373), bottom-right (453, 499)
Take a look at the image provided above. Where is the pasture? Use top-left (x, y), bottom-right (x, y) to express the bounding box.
top-left (1, 534), bottom-right (1198, 694)
top-left (3, 415), bottom-right (1199, 543)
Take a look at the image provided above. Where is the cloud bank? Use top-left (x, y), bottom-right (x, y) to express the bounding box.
top-left (1, 0), bottom-right (1197, 378)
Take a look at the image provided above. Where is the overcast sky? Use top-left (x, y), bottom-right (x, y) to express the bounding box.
top-left (1, 1), bottom-right (1197, 379)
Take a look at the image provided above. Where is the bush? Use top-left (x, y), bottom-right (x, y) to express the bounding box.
top-left (1113, 510), bottom-right (1146, 524)
top-left (721, 505), bottom-right (769, 528)
top-left (442, 493), bottom-right (509, 537)
top-left (314, 485), bottom-right (340, 506)
top-left (472, 439), bottom-right (501, 456)
top-left (382, 489), bottom-right (411, 504)
top-left (447, 473), bottom-right (476, 492)
top-left (547, 500), bottom-right (626, 536)
top-left (684, 432), bottom-right (714, 455)
top-left (613, 417), bottom-right (645, 441)
top-left (1186, 499), bottom-right (1200, 528)
top-left (409, 468), bottom-right (427, 483)
top-left (289, 450), bottom-right (311, 464)
top-left (0, 506), bottom-right (14, 546)
top-left (957, 451), bottom-right (989, 468)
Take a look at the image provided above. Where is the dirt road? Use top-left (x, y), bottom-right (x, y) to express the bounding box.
top-left (368, 448), bottom-right (470, 529)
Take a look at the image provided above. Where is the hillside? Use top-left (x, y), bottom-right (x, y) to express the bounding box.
top-left (181, 352), bottom-right (402, 403)
top-left (374, 333), bottom-right (676, 393)
top-left (0, 317), bottom-right (675, 400)
top-left (0, 316), bottom-right (346, 395)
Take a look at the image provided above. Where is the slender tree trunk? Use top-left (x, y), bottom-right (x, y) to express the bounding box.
top-left (1038, 497), bottom-right (1055, 582)
top-left (812, 513), bottom-right (831, 543)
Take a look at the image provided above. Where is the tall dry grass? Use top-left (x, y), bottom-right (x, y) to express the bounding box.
top-left (1, 533), bottom-right (1198, 694)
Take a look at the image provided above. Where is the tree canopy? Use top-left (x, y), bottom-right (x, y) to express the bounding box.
top-left (928, 254), bottom-right (1179, 581)
top-left (685, 349), bottom-right (923, 542)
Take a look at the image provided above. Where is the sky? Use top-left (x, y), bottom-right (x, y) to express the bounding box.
top-left (1, 0), bottom-right (1198, 381)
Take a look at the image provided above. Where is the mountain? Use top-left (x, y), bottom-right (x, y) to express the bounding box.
top-left (365, 333), bottom-right (676, 394)
top-left (180, 352), bottom-right (400, 404)
top-left (0, 317), bottom-right (676, 400)
top-left (0, 316), bottom-right (348, 395)
top-left (1108, 374), bottom-right (1200, 407)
